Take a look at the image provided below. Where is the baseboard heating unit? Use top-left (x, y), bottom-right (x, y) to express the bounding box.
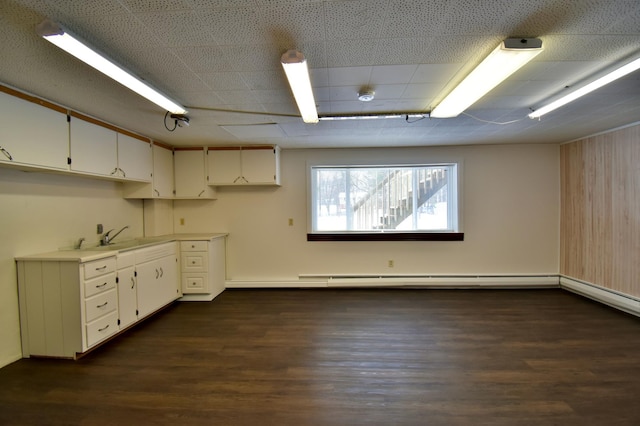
top-left (560, 276), bottom-right (640, 317)
top-left (226, 275), bottom-right (560, 289)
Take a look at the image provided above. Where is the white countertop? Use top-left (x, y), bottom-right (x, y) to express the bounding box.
top-left (15, 233), bottom-right (228, 262)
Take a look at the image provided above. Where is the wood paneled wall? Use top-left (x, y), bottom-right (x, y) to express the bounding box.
top-left (560, 124), bottom-right (640, 297)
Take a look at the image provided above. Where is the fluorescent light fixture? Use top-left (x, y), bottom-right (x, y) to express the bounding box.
top-left (281, 50), bottom-right (318, 124)
top-left (36, 19), bottom-right (187, 114)
top-left (319, 113), bottom-right (428, 121)
top-left (529, 56), bottom-right (640, 119)
top-left (431, 38), bottom-right (543, 118)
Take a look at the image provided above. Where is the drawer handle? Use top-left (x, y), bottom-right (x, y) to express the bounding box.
top-left (131, 276), bottom-right (135, 289)
top-left (96, 282), bottom-right (107, 288)
top-left (192, 261), bottom-right (196, 264)
top-left (95, 265), bottom-right (108, 271)
top-left (155, 269), bottom-right (159, 279)
top-left (159, 267), bottom-right (164, 278)
top-left (96, 301), bottom-right (108, 308)
top-left (98, 324), bottom-right (110, 332)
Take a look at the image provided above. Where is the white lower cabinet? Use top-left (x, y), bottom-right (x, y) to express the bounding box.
top-left (179, 237), bottom-right (226, 301)
top-left (16, 255), bottom-right (119, 358)
top-left (116, 251), bottom-right (138, 329)
top-left (135, 244), bottom-right (179, 318)
top-left (16, 242), bottom-right (180, 359)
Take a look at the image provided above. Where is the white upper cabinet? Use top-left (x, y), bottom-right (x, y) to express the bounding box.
top-left (69, 116), bottom-right (152, 182)
top-left (174, 148), bottom-right (217, 199)
top-left (122, 143), bottom-right (174, 199)
top-left (0, 89), bottom-right (69, 171)
top-left (117, 133), bottom-right (152, 182)
top-left (207, 146), bottom-right (280, 186)
top-left (69, 116), bottom-right (118, 176)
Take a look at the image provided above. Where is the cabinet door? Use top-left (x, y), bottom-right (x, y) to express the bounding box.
top-left (117, 265), bottom-right (138, 329)
top-left (175, 149), bottom-right (206, 197)
top-left (117, 133), bottom-right (152, 182)
top-left (0, 90), bottom-right (69, 170)
top-left (208, 148), bottom-right (241, 184)
top-left (242, 147), bottom-right (280, 184)
top-left (136, 255), bottom-right (178, 319)
top-left (153, 145), bottom-right (174, 197)
top-left (69, 117), bottom-right (118, 176)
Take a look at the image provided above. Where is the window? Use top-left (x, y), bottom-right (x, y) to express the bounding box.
top-left (309, 164), bottom-right (463, 241)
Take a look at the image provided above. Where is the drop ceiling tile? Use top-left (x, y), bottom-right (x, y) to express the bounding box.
top-left (373, 38), bottom-right (436, 65)
top-left (440, 0), bottom-right (519, 35)
top-left (324, 0), bottom-right (389, 40)
top-left (313, 87), bottom-right (331, 102)
top-left (368, 84), bottom-right (408, 100)
top-left (310, 68), bottom-right (329, 87)
top-left (177, 46), bottom-right (232, 73)
top-left (427, 35), bottom-right (503, 64)
top-left (221, 124), bottom-right (285, 140)
top-left (325, 39), bottom-right (379, 67)
top-left (220, 45), bottom-right (283, 71)
top-left (411, 64), bottom-right (463, 83)
top-left (46, 0), bottom-right (128, 17)
top-left (199, 72), bottom-right (251, 91)
top-left (401, 83), bottom-right (443, 100)
top-left (195, 7), bottom-right (262, 45)
top-left (239, 70), bottom-right (286, 90)
top-left (257, 1), bottom-right (326, 42)
top-left (134, 10), bottom-right (215, 47)
top-left (329, 86), bottom-right (362, 102)
top-left (180, 91), bottom-right (226, 109)
top-left (380, 1), bottom-right (451, 38)
top-left (370, 65), bottom-right (418, 85)
top-left (328, 67), bottom-right (372, 87)
top-left (119, 0), bottom-right (192, 13)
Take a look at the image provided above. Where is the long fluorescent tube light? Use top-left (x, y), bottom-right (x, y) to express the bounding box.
top-left (281, 50), bottom-right (318, 124)
top-left (36, 19), bottom-right (187, 114)
top-left (319, 113), bottom-right (428, 121)
top-left (431, 38), bottom-right (543, 118)
top-left (528, 56), bottom-right (640, 119)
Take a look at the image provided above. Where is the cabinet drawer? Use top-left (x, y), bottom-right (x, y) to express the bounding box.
top-left (84, 288), bottom-right (117, 322)
top-left (84, 272), bottom-right (116, 298)
top-left (181, 252), bottom-right (208, 272)
top-left (86, 311), bottom-right (118, 348)
top-left (84, 257), bottom-right (117, 280)
top-left (182, 273), bottom-right (207, 293)
top-left (180, 241), bottom-right (208, 252)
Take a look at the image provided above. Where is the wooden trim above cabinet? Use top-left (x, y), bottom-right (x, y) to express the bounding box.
top-left (152, 140), bottom-right (173, 151)
top-left (68, 111), bottom-right (150, 144)
top-left (0, 84), bottom-right (67, 115)
top-left (174, 146), bottom-right (205, 151)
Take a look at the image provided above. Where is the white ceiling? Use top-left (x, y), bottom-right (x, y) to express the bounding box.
top-left (1, 0), bottom-right (639, 148)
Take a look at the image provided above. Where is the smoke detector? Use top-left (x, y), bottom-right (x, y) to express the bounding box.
top-left (357, 90), bottom-right (375, 102)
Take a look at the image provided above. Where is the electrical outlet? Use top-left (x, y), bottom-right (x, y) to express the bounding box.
top-left (388, 260), bottom-right (394, 268)
top-left (288, 218), bottom-right (294, 226)
top-left (97, 224), bottom-right (103, 234)
top-left (180, 218), bottom-right (185, 226)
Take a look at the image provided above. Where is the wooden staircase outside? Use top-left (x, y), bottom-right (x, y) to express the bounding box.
top-left (352, 168), bottom-right (447, 230)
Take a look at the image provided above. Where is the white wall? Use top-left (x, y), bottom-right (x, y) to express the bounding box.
top-left (173, 144), bottom-right (560, 282)
top-left (0, 168), bottom-right (143, 368)
top-left (0, 143), bottom-right (559, 368)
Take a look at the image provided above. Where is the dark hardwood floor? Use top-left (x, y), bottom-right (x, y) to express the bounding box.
top-left (2, 288), bottom-right (640, 425)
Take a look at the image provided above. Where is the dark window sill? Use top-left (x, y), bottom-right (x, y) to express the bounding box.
top-left (307, 232), bottom-right (464, 242)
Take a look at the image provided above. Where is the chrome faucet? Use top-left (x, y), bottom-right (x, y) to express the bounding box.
top-left (101, 225), bottom-right (129, 245)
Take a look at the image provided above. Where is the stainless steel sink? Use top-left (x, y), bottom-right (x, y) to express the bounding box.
top-left (92, 237), bottom-right (168, 251)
